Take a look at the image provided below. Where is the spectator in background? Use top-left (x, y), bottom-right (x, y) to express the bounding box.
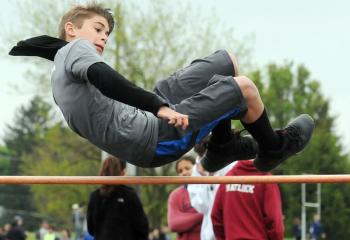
top-left (188, 135), bottom-right (236, 240)
top-left (309, 214), bottom-right (326, 240)
top-left (72, 204), bottom-right (84, 240)
top-left (292, 217), bottom-right (301, 240)
top-left (149, 228), bottom-right (168, 240)
top-left (43, 225), bottom-right (58, 240)
top-left (82, 231), bottom-right (93, 240)
top-left (167, 156), bottom-right (203, 240)
top-left (160, 226), bottom-right (170, 240)
top-left (211, 160), bottom-right (284, 240)
top-left (36, 220), bottom-right (49, 240)
top-left (60, 229), bottom-right (71, 240)
top-left (3, 223), bottom-right (11, 236)
top-left (87, 155), bottom-right (149, 240)
top-left (6, 216), bottom-right (27, 240)
top-left (0, 227), bottom-right (6, 240)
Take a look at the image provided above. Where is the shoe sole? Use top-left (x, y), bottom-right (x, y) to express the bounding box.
top-left (293, 114), bottom-right (314, 153)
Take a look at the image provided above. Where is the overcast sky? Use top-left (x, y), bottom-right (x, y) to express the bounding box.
top-left (1, 0), bottom-right (349, 152)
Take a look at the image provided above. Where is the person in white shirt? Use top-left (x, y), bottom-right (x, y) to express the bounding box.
top-left (187, 137), bottom-right (236, 240)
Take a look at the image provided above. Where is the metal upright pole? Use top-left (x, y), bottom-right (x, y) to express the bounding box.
top-left (301, 183), bottom-right (306, 240)
top-left (317, 183), bottom-right (321, 218)
top-left (301, 182), bottom-right (322, 240)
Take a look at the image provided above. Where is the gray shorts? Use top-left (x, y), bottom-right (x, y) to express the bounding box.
top-left (151, 50), bottom-right (247, 167)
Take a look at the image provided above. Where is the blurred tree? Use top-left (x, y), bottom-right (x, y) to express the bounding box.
top-left (249, 63), bottom-right (350, 239)
top-left (1, 96), bottom-right (100, 229)
top-left (0, 145), bottom-right (13, 227)
top-left (1, 95), bottom-right (54, 230)
top-left (4, 95), bottom-right (54, 158)
top-left (0, 145), bottom-right (11, 175)
top-left (21, 124), bottom-right (100, 228)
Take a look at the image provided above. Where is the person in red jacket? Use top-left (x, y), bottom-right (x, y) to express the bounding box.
top-left (168, 155), bottom-right (203, 240)
top-left (211, 160), bottom-right (284, 240)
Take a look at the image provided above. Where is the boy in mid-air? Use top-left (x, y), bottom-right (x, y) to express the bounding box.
top-left (10, 3), bottom-right (314, 172)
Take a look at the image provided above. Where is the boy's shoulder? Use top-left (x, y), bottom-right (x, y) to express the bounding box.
top-left (57, 38), bottom-right (98, 59)
top-left (55, 38), bottom-right (103, 72)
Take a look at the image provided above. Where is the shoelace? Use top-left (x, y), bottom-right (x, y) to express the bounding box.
top-left (284, 125), bottom-right (303, 146)
top-left (232, 129), bottom-right (254, 153)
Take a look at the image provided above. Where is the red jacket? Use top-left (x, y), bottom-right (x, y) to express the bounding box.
top-left (168, 185), bottom-right (203, 240)
top-left (211, 160), bottom-right (284, 240)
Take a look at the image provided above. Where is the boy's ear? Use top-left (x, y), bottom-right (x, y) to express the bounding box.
top-left (65, 22), bottom-right (76, 39)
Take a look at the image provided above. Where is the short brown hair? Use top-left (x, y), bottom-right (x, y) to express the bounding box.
top-left (175, 155), bottom-right (195, 173)
top-left (58, 2), bottom-right (115, 40)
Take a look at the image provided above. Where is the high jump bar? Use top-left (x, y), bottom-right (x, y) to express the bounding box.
top-left (1, 175), bottom-right (350, 185)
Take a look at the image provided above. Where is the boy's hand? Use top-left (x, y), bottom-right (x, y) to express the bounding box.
top-left (157, 106), bottom-right (189, 129)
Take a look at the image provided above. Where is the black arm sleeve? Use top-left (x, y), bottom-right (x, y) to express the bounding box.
top-left (87, 62), bottom-right (167, 116)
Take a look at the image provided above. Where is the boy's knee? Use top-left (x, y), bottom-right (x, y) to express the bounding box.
top-left (227, 52), bottom-right (240, 77)
top-left (228, 52), bottom-right (236, 63)
top-left (234, 76), bottom-right (260, 101)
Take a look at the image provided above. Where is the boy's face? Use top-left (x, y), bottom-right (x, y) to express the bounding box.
top-left (176, 159), bottom-right (194, 177)
top-left (65, 15), bottom-right (110, 55)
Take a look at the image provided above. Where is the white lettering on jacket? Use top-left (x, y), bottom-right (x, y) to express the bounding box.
top-left (226, 184), bottom-right (255, 193)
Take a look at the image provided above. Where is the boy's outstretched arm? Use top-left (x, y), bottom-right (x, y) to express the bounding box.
top-left (87, 62), bottom-right (165, 114)
top-left (9, 36), bottom-right (189, 129)
top-left (87, 62), bottom-right (189, 129)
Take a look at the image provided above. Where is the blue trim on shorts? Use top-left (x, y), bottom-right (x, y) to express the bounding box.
top-left (155, 132), bottom-right (193, 156)
top-left (155, 108), bottom-right (242, 156)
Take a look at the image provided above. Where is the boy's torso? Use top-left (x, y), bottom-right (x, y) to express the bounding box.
top-left (50, 39), bottom-right (158, 166)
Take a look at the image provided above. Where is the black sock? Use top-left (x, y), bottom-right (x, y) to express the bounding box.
top-left (241, 109), bottom-right (281, 151)
top-left (211, 119), bottom-right (232, 144)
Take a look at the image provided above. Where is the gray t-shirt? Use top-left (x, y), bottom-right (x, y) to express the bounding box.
top-left (51, 39), bottom-right (158, 167)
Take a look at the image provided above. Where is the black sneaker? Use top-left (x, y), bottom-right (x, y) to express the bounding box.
top-left (254, 114), bottom-right (314, 172)
top-left (200, 131), bottom-right (258, 172)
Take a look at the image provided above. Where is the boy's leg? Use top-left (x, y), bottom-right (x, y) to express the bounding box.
top-left (155, 50), bottom-right (314, 172)
top-left (252, 114), bottom-right (314, 172)
top-left (153, 73), bottom-right (256, 166)
top-left (154, 50), bottom-right (238, 147)
top-left (169, 74), bottom-right (258, 171)
top-left (153, 50), bottom-right (258, 170)
top-left (154, 50), bottom-right (236, 104)
top-left (210, 53), bottom-right (239, 145)
top-left (233, 76), bottom-right (315, 172)
top-left (193, 74), bottom-right (314, 172)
